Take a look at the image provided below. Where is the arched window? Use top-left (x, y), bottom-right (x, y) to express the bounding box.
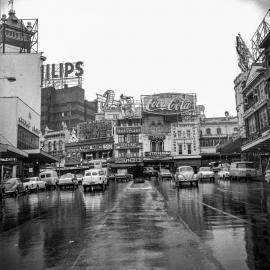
top-left (59, 140), bottom-right (63, 151)
top-left (234, 127), bottom-right (238, 132)
top-left (206, 128), bottom-right (211, 135)
top-left (217, 128), bottom-right (221, 135)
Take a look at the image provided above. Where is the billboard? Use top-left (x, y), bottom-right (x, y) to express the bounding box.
top-left (116, 126), bottom-right (141, 134)
top-left (77, 121), bottom-right (112, 141)
top-left (41, 61), bottom-right (84, 88)
top-left (142, 93), bottom-right (196, 115)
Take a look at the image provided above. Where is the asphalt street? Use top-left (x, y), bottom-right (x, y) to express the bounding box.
top-left (1, 178), bottom-right (270, 269)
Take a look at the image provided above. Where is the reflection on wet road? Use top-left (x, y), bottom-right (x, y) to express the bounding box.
top-left (1, 179), bottom-right (270, 269)
top-left (155, 179), bottom-right (270, 270)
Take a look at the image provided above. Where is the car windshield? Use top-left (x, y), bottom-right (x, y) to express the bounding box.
top-left (237, 163), bottom-right (254, 169)
top-left (200, 167), bottom-right (211, 171)
top-left (85, 172), bottom-right (91, 176)
top-left (179, 167), bottom-right (193, 172)
top-left (92, 172), bottom-right (98, 176)
top-left (40, 174), bottom-right (45, 178)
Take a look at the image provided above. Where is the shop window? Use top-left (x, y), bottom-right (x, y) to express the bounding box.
top-left (259, 106), bottom-right (269, 130)
top-left (118, 135), bottom-right (127, 143)
top-left (119, 150), bottom-right (127, 158)
top-left (217, 128), bottom-right (221, 135)
top-left (17, 125), bottom-right (39, 150)
top-left (130, 149), bottom-right (139, 157)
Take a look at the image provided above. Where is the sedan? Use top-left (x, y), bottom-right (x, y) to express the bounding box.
top-left (217, 168), bottom-right (230, 180)
top-left (3, 178), bottom-right (26, 196)
top-left (174, 166), bottom-right (198, 187)
top-left (158, 169), bottom-right (173, 181)
top-left (58, 173), bottom-right (78, 189)
top-left (198, 167), bottom-right (215, 182)
top-left (22, 177), bottom-right (46, 192)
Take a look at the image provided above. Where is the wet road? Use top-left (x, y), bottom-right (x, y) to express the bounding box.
top-left (0, 179), bottom-right (270, 269)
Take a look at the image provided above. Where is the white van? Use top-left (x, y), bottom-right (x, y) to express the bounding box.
top-left (229, 162), bottom-right (257, 180)
top-left (39, 170), bottom-right (58, 188)
top-left (82, 169), bottom-right (106, 192)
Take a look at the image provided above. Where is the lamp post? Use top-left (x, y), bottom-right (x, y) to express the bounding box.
top-left (0, 76), bottom-right (16, 82)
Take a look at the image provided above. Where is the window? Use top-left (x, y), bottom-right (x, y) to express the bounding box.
top-left (130, 149), bottom-right (139, 157)
top-left (217, 128), bottom-right (221, 135)
top-left (53, 141), bottom-right (57, 151)
top-left (247, 115), bottom-right (257, 135)
top-left (17, 125), bottom-right (39, 150)
top-left (187, 144), bottom-right (192, 154)
top-left (259, 106), bottom-right (269, 130)
top-left (206, 128), bottom-right (211, 135)
top-left (178, 144), bottom-right (183, 155)
top-left (129, 134), bottom-right (139, 143)
top-left (119, 150), bottom-right (127, 158)
top-left (177, 131), bottom-right (182, 138)
top-left (59, 140), bottom-right (63, 151)
top-left (118, 135), bottom-right (127, 143)
top-left (186, 130), bottom-right (191, 138)
top-left (150, 141), bottom-right (164, 152)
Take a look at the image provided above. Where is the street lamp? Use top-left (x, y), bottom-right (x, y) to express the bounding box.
top-left (0, 76), bottom-right (16, 82)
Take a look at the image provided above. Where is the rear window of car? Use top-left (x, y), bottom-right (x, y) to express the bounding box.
top-left (237, 163), bottom-right (254, 169)
top-left (99, 171), bottom-right (105, 175)
top-left (85, 172), bottom-right (91, 176)
top-left (92, 172), bottom-right (98, 176)
top-left (179, 167), bottom-right (193, 172)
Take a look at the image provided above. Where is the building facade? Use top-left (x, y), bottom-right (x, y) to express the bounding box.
top-left (41, 86), bottom-right (97, 132)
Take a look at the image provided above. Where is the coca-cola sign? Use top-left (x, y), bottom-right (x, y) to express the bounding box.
top-left (142, 93), bottom-right (196, 115)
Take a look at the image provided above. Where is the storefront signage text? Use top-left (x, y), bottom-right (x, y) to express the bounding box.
top-left (18, 117), bottom-right (40, 135)
top-left (116, 126), bottom-right (141, 134)
top-left (145, 151), bottom-right (171, 157)
top-left (149, 135), bottom-right (165, 141)
top-left (115, 157), bottom-right (143, 163)
top-left (114, 143), bottom-right (142, 149)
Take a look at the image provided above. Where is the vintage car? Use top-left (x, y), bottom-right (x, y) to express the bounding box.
top-left (217, 167), bottom-right (230, 180)
top-left (58, 173), bottom-right (78, 189)
top-left (22, 177), bottom-right (46, 192)
top-left (229, 161), bottom-right (257, 181)
top-left (75, 174), bottom-right (84, 185)
top-left (198, 167), bottom-right (215, 182)
top-left (158, 169), bottom-right (173, 181)
top-left (265, 170), bottom-right (270, 182)
top-left (39, 170), bottom-right (58, 189)
top-left (143, 167), bottom-right (158, 178)
top-left (3, 178), bottom-right (26, 196)
top-left (82, 169), bottom-right (107, 192)
top-left (115, 169), bottom-right (132, 182)
top-left (174, 166), bottom-right (198, 187)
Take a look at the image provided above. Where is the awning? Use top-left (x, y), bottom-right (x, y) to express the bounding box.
top-left (0, 143), bottom-right (28, 159)
top-left (216, 137), bottom-right (243, 154)
top-left (23, 149), bottom-right (59, 164)
top-left (110, 163), bottom-right (140, 168)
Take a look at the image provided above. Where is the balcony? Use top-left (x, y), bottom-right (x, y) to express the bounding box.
top-left (243, 97), bottom-right (268, 119)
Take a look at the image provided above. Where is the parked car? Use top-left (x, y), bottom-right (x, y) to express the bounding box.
top-left (76, 174), bottom-right (83, 185)
top-left (143, 167), bottom-right (158, 178)
top-left (3, 178), bottom-right (26, 196)
top-left (158, 169), bottom-right (173, 181)
top-left (217, 167), bottom-right (230, 180)
top-left (115, 169), bottom-right (132, 182)
top-left (174, 166), bottom-right (198, 187)
top-left (58, 173), bottom-right (78, 189)
top-left (82, 169), bottom-right (106, 192)
top-left (229, 161), bottom-right (257, 181)
top-left (265, 170), bottom-right (270, 182)
top-left (39, 170), bottom-right (58, 189)
top-left (22, 177), bottom-right (46, 192)
top-left (198, 167), bottom-right (215, 182)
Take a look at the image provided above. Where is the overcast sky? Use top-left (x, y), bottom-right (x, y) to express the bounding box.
top-left (0, 0), bottom-right (269, 117)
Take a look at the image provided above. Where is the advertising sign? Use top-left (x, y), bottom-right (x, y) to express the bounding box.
top-left (142, 93), bottom-right (196, 115)
top-left (116, 126), bottom-right (141, 134)
top-left (78, 121), bottom-right (112, 141)
top-left (115, 157), bottom-right (143, 163)
top-left (79, 143), bottom-right (113, 152)
top-left (114, 143), bottom-right (142, 149)
top-left (145, 151), bottom-right (171, 157)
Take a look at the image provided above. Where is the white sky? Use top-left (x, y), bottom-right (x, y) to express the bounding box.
top-left (0, 0), bottom-right (269, 117)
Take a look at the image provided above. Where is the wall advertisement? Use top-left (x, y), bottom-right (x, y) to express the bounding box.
top-left (116, 126), bottom-right (141, 134)
top-left (114, 143), bottom-right (142, 149)
top-left (115, 157), bottom-right (143, 163)
top-left (142, 93), bottom-right (196, 115)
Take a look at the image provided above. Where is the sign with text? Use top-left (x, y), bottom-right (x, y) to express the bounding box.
top-left (114, 143), bottom-right (142, 149)
top-left (115, 157), bottom-right (143, 163)
top-left (142, 93), bottom-right (196, 115)
top-left (145, 151), bottom-right (171, 157)
top-left (116, 126), bottom-right (141, 134)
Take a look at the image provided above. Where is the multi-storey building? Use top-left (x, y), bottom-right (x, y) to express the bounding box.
top-left (200, 115), bottom-right (239, 165)
top-left (41, 86), bottom-right (97, 132)
top-left (0, 8), bottom-right (57, 180)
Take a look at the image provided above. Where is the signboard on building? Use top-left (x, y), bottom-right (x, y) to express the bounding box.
top-left (114, 143), bottom-right (142, 149)
top-left (78, 121), bottom-right (112, 141)
top-left (116, 126), bottom-right (141, 134)
top-left (78, 143), bottom-right (113, 152)
top-left (115, 157), bottom-right (143, 163)
top-left (142, 93), bottom-right (196, 115)
top-left (145, 151), bottom-right (171, 157)
top-left (41, 61), bottom-right (84, 88)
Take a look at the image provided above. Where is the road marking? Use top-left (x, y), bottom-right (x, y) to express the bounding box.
top-left (200, 202), bottom-right (252, 225)
top-left (71, 249), bottom-right (86, 269)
